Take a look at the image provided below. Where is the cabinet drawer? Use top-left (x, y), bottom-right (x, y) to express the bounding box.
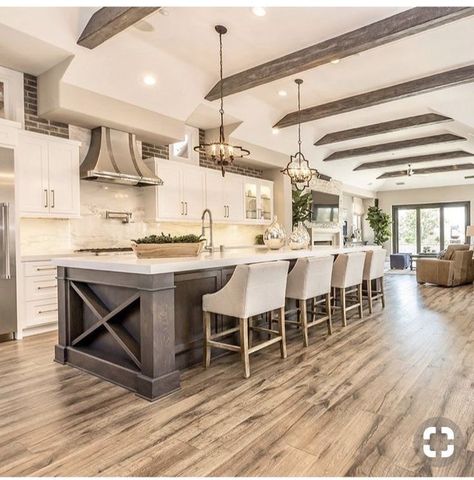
top-left (24, 261), bottom-right (57, 278)
top-left (25, 299), bottom-right (58, 328)
top-left (24, 276), bottom-right (58, 302)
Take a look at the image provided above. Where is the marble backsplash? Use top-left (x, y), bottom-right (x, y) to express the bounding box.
top-left (20, 181), bottom-right (265, 255)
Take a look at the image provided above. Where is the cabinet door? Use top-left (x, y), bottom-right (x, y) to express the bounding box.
top-left (243, 180), bottom-right (258, 222)
top-left (156, 160), bottom-right (183, 219)
top-left (224, 174), bottom-right (244, 221)
top-left (47, 142), bottom-right (80, 216)
top-left (17, 134), bottom-right (49, 216)
top-left (258, 180), bottom-right (273, 223)
top-left (205, 170), bottom-right (226, 221)
top-left (181, 165), bottom-right (205, 219)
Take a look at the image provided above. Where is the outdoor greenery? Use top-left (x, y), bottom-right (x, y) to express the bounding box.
top-left (292, 188), bottom-right (312, 227)
top-left (132, 233), bottom-right (205, 244)
top-left (366, 205), bottom-right (391, 246)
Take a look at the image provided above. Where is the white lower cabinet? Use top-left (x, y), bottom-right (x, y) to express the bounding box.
top-left (20, 260), bottom-right (58, 335)
top-left (144, 157), bottom-right (273, 225)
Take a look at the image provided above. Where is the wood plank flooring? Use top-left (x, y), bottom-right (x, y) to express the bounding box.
top-left (0, 275), bottom-right (473, 476)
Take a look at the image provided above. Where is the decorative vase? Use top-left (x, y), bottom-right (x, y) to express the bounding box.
top-left (263, 216), bottom-right (286, 250)
top-left (289, 222), bottom-right (310, 250)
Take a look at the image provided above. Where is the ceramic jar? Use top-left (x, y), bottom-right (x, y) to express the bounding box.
top-left (263, 216), bottom-right (286, 250)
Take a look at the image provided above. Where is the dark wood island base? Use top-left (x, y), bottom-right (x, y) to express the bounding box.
top-left (54, 265), bottom-right (236, 401)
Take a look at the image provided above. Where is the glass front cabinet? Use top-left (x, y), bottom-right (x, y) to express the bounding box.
top-left (243, 179), bottom-right (273, 224)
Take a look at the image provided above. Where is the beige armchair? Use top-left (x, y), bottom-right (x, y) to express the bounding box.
top-left (416, 245), bottom-right (474, 287)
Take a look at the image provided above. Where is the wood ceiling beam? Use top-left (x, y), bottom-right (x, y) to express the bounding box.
top-left (77, 7), bottom-right (160, 49)
top-left (205, 7), bottom-right (474, 101)
top-left (275, 65), bottom-right (474, 129)
top-left (377, 163), bottom-right (474, 179)
top-left (315, 113), bottom-right (452, 146)
top-left (354, 151), bottom-right (474, 171)
top-left (324, 133), bottom-right (465, 161)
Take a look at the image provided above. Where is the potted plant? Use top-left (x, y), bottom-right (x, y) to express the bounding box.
top-left (366, 205), bottom-right (391, 246)
top-left (131, 233), bottom-right (206, 258)
top-left (292, 188), bottom-right (312, 227)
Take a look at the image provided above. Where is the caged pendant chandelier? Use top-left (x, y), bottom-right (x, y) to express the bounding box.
top-left (281, 79), bottom-right (319, 191)
top-left (194, 25), bottom-right (250, 177)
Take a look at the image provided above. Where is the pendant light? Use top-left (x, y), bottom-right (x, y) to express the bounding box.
top-left (281, 79), bottom-right (318, 191)
top-left (194, 25), bottom-right (250, 177)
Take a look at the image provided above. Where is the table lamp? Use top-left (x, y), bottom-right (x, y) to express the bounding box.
top-left (466, 225), bottom-right (474, 247)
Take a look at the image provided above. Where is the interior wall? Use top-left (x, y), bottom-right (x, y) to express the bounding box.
top-left (377, 184), bottom-right (474, 254)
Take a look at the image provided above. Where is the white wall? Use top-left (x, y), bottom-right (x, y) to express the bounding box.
top-left (377, 184), bottom-right (474, 254)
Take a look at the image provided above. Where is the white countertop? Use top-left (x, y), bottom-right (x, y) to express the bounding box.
top-left (52, 245), bottom-right (379, 275)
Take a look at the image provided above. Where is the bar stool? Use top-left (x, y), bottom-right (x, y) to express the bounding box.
top-left (331, 252), bottom-right (366, 327)
top-left (202, 261), bottom-right (289, 379)
top-left (362, 249), bottom-right (387, 313)
top-left (285, 256), bottom-right (334, 347)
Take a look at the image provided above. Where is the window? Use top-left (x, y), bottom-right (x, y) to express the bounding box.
top-left (393, 202), bottom-right (470, 254)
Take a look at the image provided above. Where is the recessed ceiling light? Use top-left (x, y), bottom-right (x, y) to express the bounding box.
top-left (143, 74), bottom-right (156, 86)
top-left (330, 59), bottom-right (340, 64)
top-left (278, 90), bottom-right (287, 97)
top-left (252, 7), bottom-right (266, 17)
top-left (272, 127), bottom-right (279, 135)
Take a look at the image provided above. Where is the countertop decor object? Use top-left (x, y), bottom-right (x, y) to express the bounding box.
top-left (289, 221), bottom-right (310, 250)
top-left (263, 216), bottom-right (286, 250)
top-left (280, 79), bottom-right (319, 191)
top-left (131, 233), bottom-right (205, 258)
top-left (193, 25), bottom-right (250, 176)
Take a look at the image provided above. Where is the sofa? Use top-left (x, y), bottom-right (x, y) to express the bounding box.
top-left (416, 244), bottom-right (474, 287)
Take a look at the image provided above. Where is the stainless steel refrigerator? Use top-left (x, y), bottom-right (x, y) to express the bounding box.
top-left (0, 146), bottom-right (16, 340)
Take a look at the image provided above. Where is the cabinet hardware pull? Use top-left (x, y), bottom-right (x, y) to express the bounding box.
top-left (36, 267), bottom-right (56, 271)
top-left (185, 202), bottom-right (188, 215)
top-left (51, 189), bottom-right (55, 208)
top-left (181, 201), bottom-right (184, 215)
top-left (227, 205), bottom-right (230, 218)
top-left (38, 308), bottom-right (58, 314)
top-left (37, 285), bottom-right (56, 290)
top-left (44, 189), bottom-right (48, 208)
top-left (224, 206), bottom-right (227, 218)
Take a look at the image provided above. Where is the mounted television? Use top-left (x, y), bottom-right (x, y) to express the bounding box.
top-left (312, 191), bottom-right (339, 223)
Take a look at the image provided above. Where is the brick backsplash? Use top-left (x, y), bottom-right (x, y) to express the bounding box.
top-left (24, 74), bottom-right (69, 139)
top-left (23, 76), bottom-right (263, 178)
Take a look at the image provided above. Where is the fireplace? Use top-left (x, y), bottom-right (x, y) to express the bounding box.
top-left (311, 226), bottom-right (342, 247)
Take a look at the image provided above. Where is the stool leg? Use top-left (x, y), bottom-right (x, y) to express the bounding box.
top-left (239, 317), bottom-right (250, 379)
top-left (326, 292), bottom-right (333, 335)
top-left (341, 288), bottom-right (347, 327)
top-left (248, 316), bottom-right (253, 348)
top-left (358, 283), bottom-right (364, 319)
top-left (301, 299), bottom-right (309, 347)
top-left (279, 307), bottom-right (287, 359)
top-left (380, 278), bottom-right (386, 308)
top-left (367, 280), bottom-right (373, 314)
top-left (203, 311), bottom-right (211, 368)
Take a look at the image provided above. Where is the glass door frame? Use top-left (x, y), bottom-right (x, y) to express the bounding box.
top-left (392, 201), bottom-right (470, 254)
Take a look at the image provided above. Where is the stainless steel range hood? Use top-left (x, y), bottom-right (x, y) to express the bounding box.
top-left (80, 127), bottom-right (163, 186)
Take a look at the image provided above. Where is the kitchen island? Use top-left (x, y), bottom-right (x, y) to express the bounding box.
top-left (53, 245), bottom-right (379, 400)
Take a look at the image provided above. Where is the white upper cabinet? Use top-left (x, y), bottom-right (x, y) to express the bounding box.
top-left (17, 132), bottom-right (80, 218)
top-left (243, 179), bottom-right (273, 224)
top-left (145, 158), bottom-right (272, 225)
top-left (144, 158), bottom-right (205, 221)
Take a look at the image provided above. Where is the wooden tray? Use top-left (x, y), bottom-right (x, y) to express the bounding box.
top-left (131, 241), bottom-right (205, 258)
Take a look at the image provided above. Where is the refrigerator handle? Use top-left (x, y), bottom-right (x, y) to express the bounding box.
top-left (1, 203), bottom-right (11, 280)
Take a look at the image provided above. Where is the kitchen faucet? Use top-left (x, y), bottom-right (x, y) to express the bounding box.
top-left (201, 208), bottom-right (214, 251)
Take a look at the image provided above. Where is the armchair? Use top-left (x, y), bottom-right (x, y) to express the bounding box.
top-left (416, 244), bottom-right (474, 287)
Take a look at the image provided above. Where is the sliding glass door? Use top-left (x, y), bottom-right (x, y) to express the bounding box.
top-left (393, 202), bottom-right (470, 254)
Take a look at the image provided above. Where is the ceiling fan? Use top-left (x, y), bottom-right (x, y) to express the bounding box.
top-left (377, 163), bottom-right (474, 179)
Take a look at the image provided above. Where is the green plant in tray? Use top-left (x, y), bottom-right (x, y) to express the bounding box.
top-left (132, 233), bottom-right (205, 244)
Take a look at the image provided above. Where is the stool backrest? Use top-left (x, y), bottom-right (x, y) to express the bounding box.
top-left (227, 261), bottom-right (290, 318)
top-left (332, 252), bottom-right (366, 288)
top-left (286, 256), bottom-right (333, 300)
top-left (363, 249), bottom-right (387, 280)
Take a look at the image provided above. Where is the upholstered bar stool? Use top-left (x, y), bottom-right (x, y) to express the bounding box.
top-left (331, 252), bottom-right (366, 327)
top-left (202, 261), bottom-right (290, 379)
top-left (362, 249), bottom-right (387, 314)
top-left (285, 256), bottom-right (334, 347)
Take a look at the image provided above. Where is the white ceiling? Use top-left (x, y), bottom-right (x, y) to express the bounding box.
top-left (0, 6), bottom-right (473, 192)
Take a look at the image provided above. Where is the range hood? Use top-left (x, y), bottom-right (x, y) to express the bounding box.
top-left (80, 127), bottom-right (163, 186)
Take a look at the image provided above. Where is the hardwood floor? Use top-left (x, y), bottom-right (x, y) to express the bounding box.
top-left (0, 275), bottom-right (473, 476)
